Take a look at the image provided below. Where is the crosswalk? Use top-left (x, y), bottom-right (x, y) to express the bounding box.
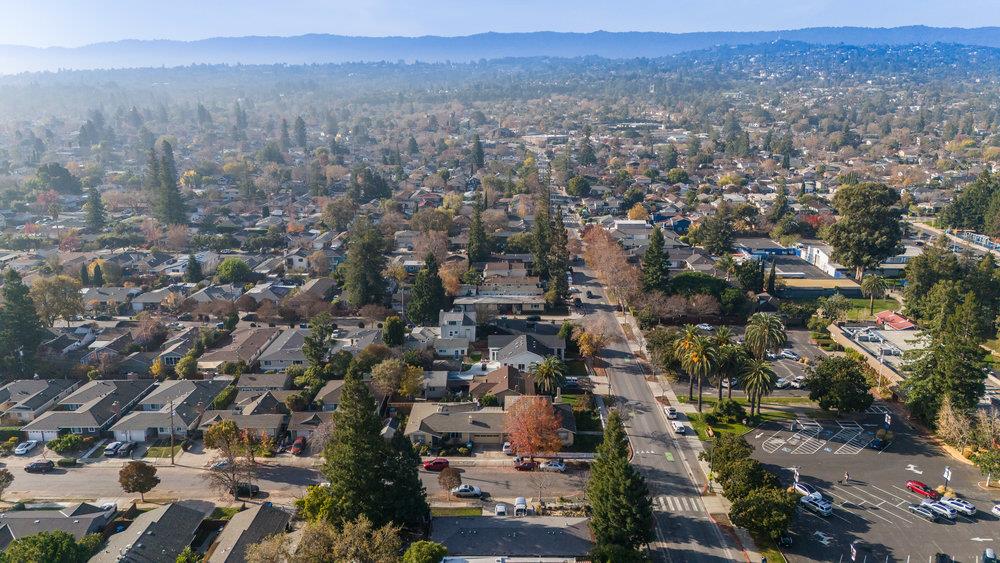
top-left (654, 495), bottom-right (704, 513)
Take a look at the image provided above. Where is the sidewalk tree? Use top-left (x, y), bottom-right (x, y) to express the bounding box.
top-left (438, 467), bottom-right (462, 498)
top-left (505, 396), bottom-right (563, 458)
top-left (403, 540), bottom-right (448, 563)
top-left (827, 182), bottom-right (903, 280)
top-left (119, 461), bottom-right (160, 502)
top-left (728, 486), bottom-right (797, 541)
top-left (804, 356), bottom-right (874, 413)
top-left (586, 411), bottom-right (653, 550)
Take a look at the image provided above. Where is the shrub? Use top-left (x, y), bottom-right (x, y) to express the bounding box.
top-left (0, 436), bottom-right (19, 455)
top-left (57, 457), bottom-right (78, 467)
top-left (48, 434), bottom-right (84, 453)
top-left (210, 386), bottom-right (237, 409)
top-left (713, 399), bottom-right (747, 423)
top-left (417, 444), bottom-right (431, 456)
top-left (457, 447), bottom-right (470, 456)
top-left (703, 413), bottom-right (718, 425)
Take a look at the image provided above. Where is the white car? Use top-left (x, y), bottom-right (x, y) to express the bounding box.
top-left (941, 497), bottom-right (977, 517)
top-left (540, 460), bottom-right (566, 472)
top-left (992, 504), bottom-right (1000, 518)
top-left (451, 484), bottom-right (482, 498)
top-left (696, 323), bottom-right (715, 332)
top-left (664, 406), bottom-right (678, 420)
top-left (921, 499), bottom-right (957, 520)
top-left (671, 421), bottom-right (686, 435)
top-left (502, 442), bottom-right (514, 456)
top-left (800, 493), bottom-right (832, 516)
top-left (494, 503), bottom-right (507, 516)
top-left (780, 349), bottom-right (800, 361)
top-left (13, 440), bottom-right (37, 456)
top-left (790, 376), bottom-right (807, 389)
top-left (775, 378), bottom-right (790, 389)
top-left (793, 482), bottom-right (819, 497)
top-left (569, 286), bottom-right (581, 294)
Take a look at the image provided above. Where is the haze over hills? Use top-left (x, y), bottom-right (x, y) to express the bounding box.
top-left (2, 25), bottom-right (1000, 75)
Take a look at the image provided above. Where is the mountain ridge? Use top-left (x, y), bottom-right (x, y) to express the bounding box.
top-left (2, 26), bottom-right (1000, 75)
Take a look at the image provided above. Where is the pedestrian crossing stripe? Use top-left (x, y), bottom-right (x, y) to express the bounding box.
top-left (654, 495), bottom-right (702, 512)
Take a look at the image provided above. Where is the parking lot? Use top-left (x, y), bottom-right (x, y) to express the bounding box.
top-left (750, 404), bottom-right (1000, 562)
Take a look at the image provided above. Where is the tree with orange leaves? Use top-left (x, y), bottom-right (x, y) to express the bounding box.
top-left (505, 396), bottom-right (563, 458)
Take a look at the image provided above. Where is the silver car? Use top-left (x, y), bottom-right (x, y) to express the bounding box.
top-left (800, 493), bottom-right (832, 516)
top-left (941, 497), bottom-right (976, 517)
top-left (921, 499), bottom-right (957, 520)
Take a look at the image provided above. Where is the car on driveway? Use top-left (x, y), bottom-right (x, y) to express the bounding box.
top-left (289, 436), bottom-right (307, 456)
top-left (25, 460), bottom-right (54, 474)
top-left (921, 500), bottom-right (957, 520)
top-left (13, 440), bottom-right (38, 456)
top-left (908, 503), bottom-right (939, 522)
top-left (513, 458), bottom-right (538, 471)
top-left (117, 442), bottom-right (136, 457)
top-left (664, 406), bottom-right (678, 420)
top-left (906, 480), bottom-right (941, 500)
top-left (540, 460), bottom-right (566, 472)
top-left (422, 458), bottom-right (449, 471)
top-left (450, 484), bottom-right (482, 498)
top-left (495, 503), bottom-right (507, 516)
top-left (800, 492), bottom-right (832, 516)
top-left (941, 496), bottom-right (977, 517)
top-left (104, 441), bottom-right (123, 456)
top-left (502, 442), bottom-right (514, 455)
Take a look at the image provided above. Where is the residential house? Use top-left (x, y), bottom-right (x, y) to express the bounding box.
top-left (157, 327), bottom-right (199, 368)
top-left (287, 411), bottom-right (334, 440)
top-left (257, 329), bottom-right (309, 372)
top-left (80, 286), bottom-right (140, 312)
top-left (467, 366), bottom-right (536, 401)
top-left (0, 503), bottom-right (115, 550)
top-left (131, 283), bottom-right (193, 313)
top-left (439, 310), bottom-right (476, 340)
top-left (109, 379), bottom-right (228, 443)
top-left (22, 379), bottom-right (155, 442)
top-left (610, 219), bottom-right (652, 253)
top-left (244, 282), bottom-right (295, 305)
top-left (487, 334), bottom-right (566, 370)
top-left (187, 284), bottom-right (244, 306)
top-left (92, 503), bottom-right (204, 563)
top-left (197, 328), bottom-right (281, 371)
top-left (235, 373), bottom-right (292, 394)
top-left (433, 338), bottom-right (469, 359)
top-left (422, 370), bottom-right (449, 400)
top-left (206, 504), bottom-right (292, 563)
top-left (405, 397), bottom-right (575, 447)
top-left (0, 379), bottom-right (79, 423)
top-left (198, 391), bottom-right (288, 440)
top-left (483, 261), bottom-right (528, 278)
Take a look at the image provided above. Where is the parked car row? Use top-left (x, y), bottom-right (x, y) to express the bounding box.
top-left (104, 441), bottom-right (137, 457)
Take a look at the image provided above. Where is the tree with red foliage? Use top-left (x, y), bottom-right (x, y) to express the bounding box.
top-left (505, 396), bottom-right (563, 458)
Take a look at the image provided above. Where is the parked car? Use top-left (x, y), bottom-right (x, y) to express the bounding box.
top-left (502, 442), bottom-right (514, 455)
top-left (921, 500), bottom-right (957, 520)
top-left (290, 436), bottom-right (307, 456)
top-left (494, 503), bottom-right (507, 516)
top-left (229, 482), bottom-right (260, 498)
top-left (585, 290), bottom-right (594, 299)
top-left (792, 482), bottom-right (819, 497)
top-left (514, 497), bottom-right (528, 516)
top-left (906, 480), bottom-right (941, 500)
top-left (25, 460), bottom-right (54, 474)
top-left (664, 406), bottom-right (678, 420)
top-left (569, 287), bottom-right (581, 294)
top-left (671, 421), bottom-right (686, 435)
top-left (13, 440), bottom-right (38, 456)
top-left (696, 323), bottom-right (714, 332)
top-left (573, 298), bottom-right (582, 307)
top-left (992, 504), bottom-right (1000, 518)
top-left (774, 378), bottom-right (790, 389)
top-left (984, 548), bottom-right (997, 563)
top-left (780, 349), bottom-right (800, 361)
top-left (800, 493), bottom-right (832, 516)
top-left (867, 437), bottom-right (889, 450)
top-left (514, 459), bottom-right (538, 471)
top-left (540, 460), bottom-right (566, 472)
top-left (525, 315), bottom-right (541, 321)
top-left (941, 496), bottom-right (977, 517)
top-left (422, 458), bottom-right (449, 471)
top-left (117, 442), bottom-right (136, 457)
top-left (790, 376), bottom-right (807, 389)
top-left (104, 441), bottom-right (123, 457)
top-left (451, 484), bottom-right (482, 498)
top-left (210, 460), bottom-right (231, 470)
top-left (908, 503), bottom-right (938, 522)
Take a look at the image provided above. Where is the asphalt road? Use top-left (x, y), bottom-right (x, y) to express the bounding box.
top-left (573, 264), bottom-right (737, 562)
top-left (419, 466), bottom-right (589, 504)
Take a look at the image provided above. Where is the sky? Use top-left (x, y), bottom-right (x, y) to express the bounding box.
top-left (2, 0), bottom-right (999, 47)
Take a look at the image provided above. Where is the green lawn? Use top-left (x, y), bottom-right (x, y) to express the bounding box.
top-left (431, 506), bottom-right (482, 517)
top-left (843, 298), bottom-right (899, 321)
top-left (143, 443), bottom-right (181, 458)
top-left (210, 506), bottom-right (242, 520)
top-left (678, 397), bottom-right (797, 440)
top-left (565, 359), bottom-right (589, 377)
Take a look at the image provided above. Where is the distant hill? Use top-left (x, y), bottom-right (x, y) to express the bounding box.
top-left (3, 26), bottom-right (1000, 75)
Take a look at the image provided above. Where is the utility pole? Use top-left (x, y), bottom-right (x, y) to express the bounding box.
top-left (169, 399), bottom-right (176, 466)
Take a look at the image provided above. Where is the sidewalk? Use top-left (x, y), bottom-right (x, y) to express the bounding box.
top-left (616, 310), bottom-right (764, 563)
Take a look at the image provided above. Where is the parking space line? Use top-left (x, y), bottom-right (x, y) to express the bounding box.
top-left (826, 489), bottom-right (900, 524)
top-left (834, 486), bottom-right (916, 524)
top-left (871, 484), bottom-right (913, 504)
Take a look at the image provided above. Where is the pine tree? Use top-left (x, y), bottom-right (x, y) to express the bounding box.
top-left (545, 209), bottom-right (570, 305)
top-left (586, 411), bottom-right (654, 550)
top-left (385, 432), bottom-right (430, 531)
top-left (766, 261), bottom-right (777, 294)
top-left (144, 147), bottom-right (161, 192)
top-left (467, 203), bottom-right (489, 263)
top-left (471, 134), bottom-right (485, 169)
top-left (532, 190), bottom-right (551, 279)
top-left (185, 253), bottom-right (203, 283)
top-left (406, 254), bottom-right (448, 325)
top-left (343, 216), bottom-right (388, 308)
top-left (84, 187), bottom-right (105, 231)
top-left (79, 264), bottom-right (90, 287)
top-left (156, 141), bottom-right (186, 225)
top-left (641, 226), bottom-right (670, 292)
top-left (280, 118), bottom-right (291, 149)
top-left (407, 136), bottom-right (419, 155)
top-left (0, 269), bottom-right (46, 377)
top-left (294, 116), bottom-right (307, 148)
top-left (92, 264), bottom-right (104, 287)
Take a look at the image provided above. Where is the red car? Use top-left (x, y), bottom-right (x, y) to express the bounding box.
top-left (514, 459), bottom-right (538, 471)
top-left (289, 436), bottom-right (307, 456)
top-left (906, 480), bottom-right (940, 500)
top-left (423, 458), bottom-right (449, 471)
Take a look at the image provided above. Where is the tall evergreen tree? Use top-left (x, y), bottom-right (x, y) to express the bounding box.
top-left (91, 263), bottom-right (104, 287)
top-left (406, 254), bottom-right (448, 325)
top-left (532, 188), bottom-right (552, 279)
top-left (143, 147), bottom-right (161, 192)
top-left (586, 411), bottom-right (653, 550)
top-left (79, 264), bottom-right (90, 287)
top-left (545, 209), bottom-right (570, 305)
top-left (156, 141), bottom-right (186, 224)
top-left (0, 269), bottom-right (46, 377)
top-left (641, 226), bottom-right (670, 292)
top-left (83, 187), bottom-right (105, 231)
top-left (766, 261), bottom-right (777, 294)
top-left (407, 136), bottom-right (419, 155)
top-left (386, 432), bottom-right (431, 531)
top-left (471, 134), bottom-right (485, 169)
top-left (280, 118), bottom-right (291, 149)
top-left (467, 202), bottom-right (489, 263)
top-left (185, 253), bottom-right (203, 283)
top-left (343, 216), bottom-right (388, 308)
top-left (294, 115), bottom-right (307, 148)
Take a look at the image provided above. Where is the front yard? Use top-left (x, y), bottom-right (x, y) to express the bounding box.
top-left (143, 439), bottom-right (182, 458)
top-left (842, 298), bottom-right (899, 321)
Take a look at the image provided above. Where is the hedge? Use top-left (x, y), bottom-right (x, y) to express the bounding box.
top-left (211, 386), bottom-right (237, 409)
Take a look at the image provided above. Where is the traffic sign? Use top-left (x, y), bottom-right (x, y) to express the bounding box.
top-left (851, 543), bottom-right (857, 561)
top-left (944, 466), bottom-right (952, 482)
top-left (884, 413), bottom-right (891, 427)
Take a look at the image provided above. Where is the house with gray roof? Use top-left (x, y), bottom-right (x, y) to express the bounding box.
top-left (109, 379), bottom-right (228, 443)
top-left (198, 390), bottom-right (288, 439)
top-left (198, 328), bottom-right (281, 371)
top-left (0, 379), bottom-right (79, 423)
top-left (206, 504), bottom-right (292, 563)
top-left (186, 283), bottom-right (244, 305)
top-left (405, 397), bottom-right (575, 448)
top-left (257, 329), bottom-right (308, 372)
top-left (0, 502), bottom-right (115, 550)
top-left (22, 379), bottom-right (155, 442)
top-left (92, 502), bottom-right (204, 563)
top-left (487, 334), bottom-right (566, 370)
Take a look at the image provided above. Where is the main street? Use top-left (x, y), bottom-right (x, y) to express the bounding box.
top-left (572, 263), bottom-right (738, 562)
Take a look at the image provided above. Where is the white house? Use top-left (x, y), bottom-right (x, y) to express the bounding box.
top-left (439, 310), bottom-right (476, 340)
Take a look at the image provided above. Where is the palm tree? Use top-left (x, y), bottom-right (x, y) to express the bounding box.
top-left (716, 343), bottom-right (748, 401)
top-left (741, 357), bottom-right (777, 416)
top-left (678, 336), bottom-right (717, 412)
top-left (712, 327), bottom-right (736, 400)
top-left (673, 324), bottom-right (702, 401)
top-left (532, 355), bottom-right (567, 395)
top-left (743, 313), bottom-right (787, 360)
top-left (861, 274), bottom-right (889, 316)
top-left (716, 254), bottom-right (737, 282)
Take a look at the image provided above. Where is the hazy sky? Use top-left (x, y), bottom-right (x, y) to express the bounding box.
top-left (2, 0), bottom-right (999, 47)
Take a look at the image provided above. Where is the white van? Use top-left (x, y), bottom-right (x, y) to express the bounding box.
top-left (514, 497), bottom-right (528, 516)
top-left (671, 421), bottom-right (686, 435)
